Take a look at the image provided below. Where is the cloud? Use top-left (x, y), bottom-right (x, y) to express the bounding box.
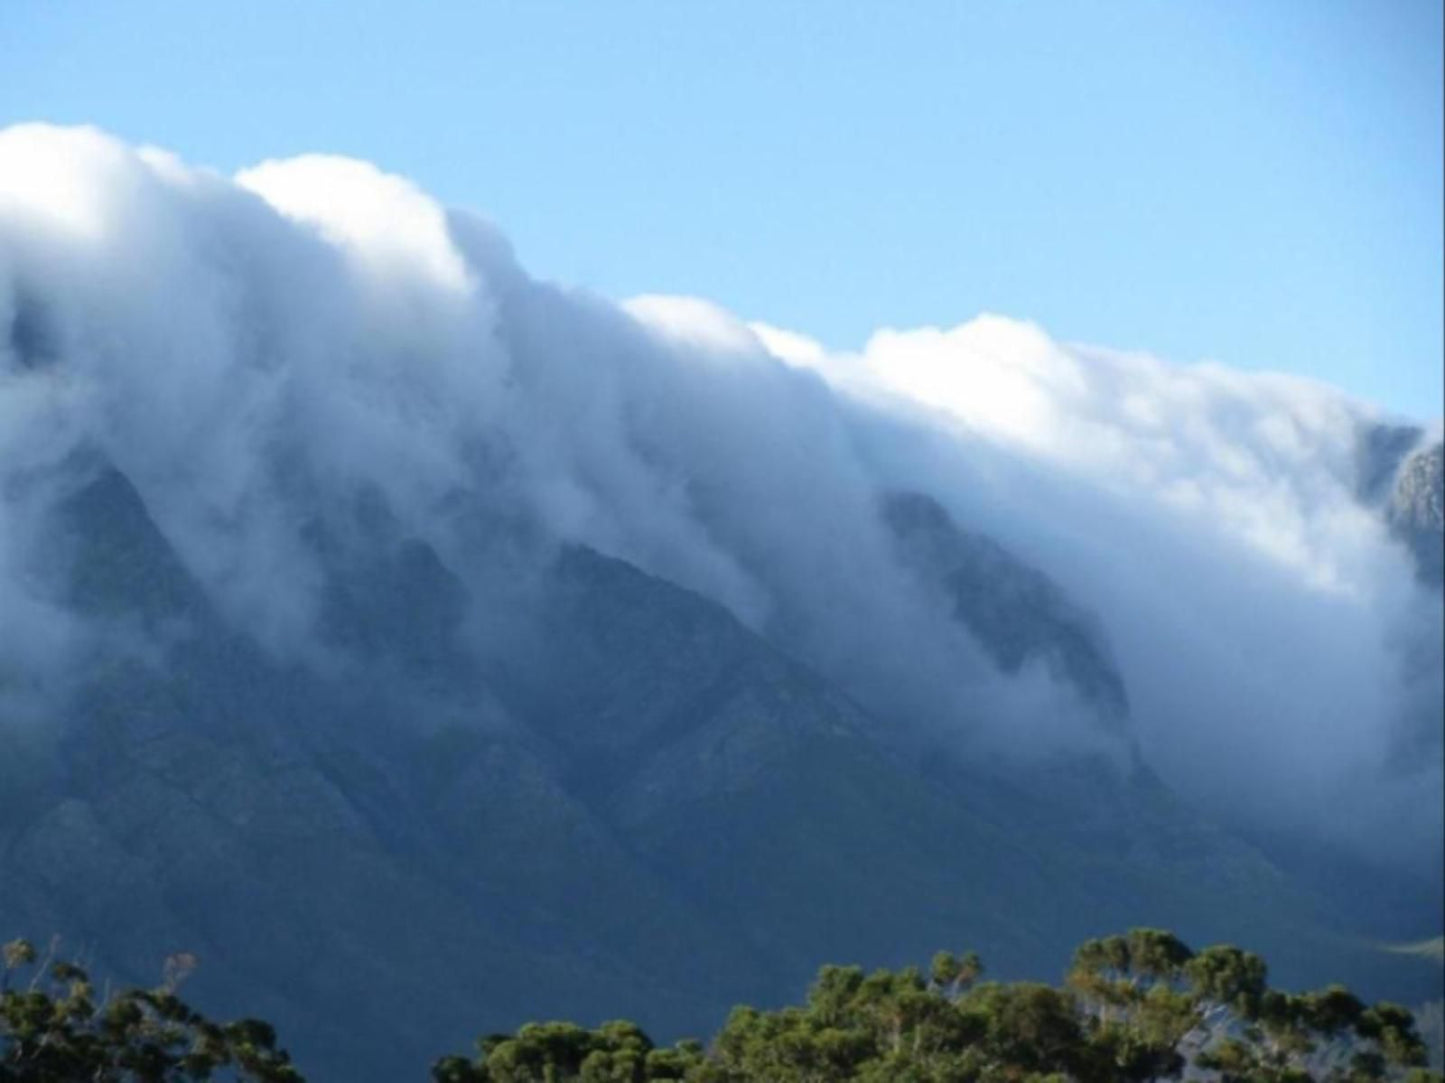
top-left (237, 154), bottom-right (474, 294)
top-left (789, 315), bottom-right (1439, 860)
top-left (0, 124), bottom-right (1438, 871)
top-left (747, 322), bottom-right (828, 369)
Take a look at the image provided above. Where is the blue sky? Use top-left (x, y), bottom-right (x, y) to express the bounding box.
top-left (5, 0), bottom-right (1441, 416)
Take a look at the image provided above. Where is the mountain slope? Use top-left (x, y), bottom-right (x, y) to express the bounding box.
top-left (1389, 440), bottom-right (1445, 589)
top-left (9, 462), bottom-right (1439, 1080)
top-left (880, 490), bottom-right (1130, 731)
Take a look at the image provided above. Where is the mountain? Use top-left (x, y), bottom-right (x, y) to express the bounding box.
top-left (1355, 421), bottom-right (1424, 506)
top-left (1389, 440), bottom-right (1444, 589)
top-left (1349, 427), bottom-right (1445, 792)
top-left (1, 457), bottom-right (1437, 1080)
top-left (880, 490), bottom-right (1129, 731)
top-left (1355, 421), bottom-right (1444, 588)
top-left (0, 128), bottom-right (1440, 1082)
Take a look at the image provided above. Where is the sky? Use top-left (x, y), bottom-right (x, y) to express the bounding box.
top-left (3, 0), bottom-right (1441, 417)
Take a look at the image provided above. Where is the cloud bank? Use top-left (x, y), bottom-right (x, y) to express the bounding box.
top-left (0, 124), bottom-right (1439, 872)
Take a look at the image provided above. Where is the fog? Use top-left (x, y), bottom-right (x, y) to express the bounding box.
top-left (1, 124), bottom-right (1439, 871)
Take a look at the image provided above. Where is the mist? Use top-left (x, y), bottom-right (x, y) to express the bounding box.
top-left (1, 124), bottom-right (1439, 873)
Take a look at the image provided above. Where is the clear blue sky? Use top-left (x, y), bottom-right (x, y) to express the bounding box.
top-left (5, 0), bottom-right (1441, 416)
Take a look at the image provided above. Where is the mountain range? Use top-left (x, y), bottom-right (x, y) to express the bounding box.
top-left (0, 126), bottom-right (1441, 1080)
top-left (0, 440), bottom-right (1437, 1079)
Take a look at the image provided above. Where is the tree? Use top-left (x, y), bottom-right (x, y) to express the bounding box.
top-left (436, 929), bottom-right (1442, 1082)
top-left (1, 939), bottom-right (304, 1082)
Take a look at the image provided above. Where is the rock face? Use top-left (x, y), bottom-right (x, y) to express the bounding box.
top-left (1388, 441), bottom-right (1445, 589)
top-left (880, 491), bottom-right (1129, 731)
top-left (1379, 439), bottom-right (1445, 791)
top-left (0, 462), bottom-right (1439, 1080)
top-left (1355, 421), bottom-right (1424, 505)
top-left (1355, 422), bottom-right (1444, 589)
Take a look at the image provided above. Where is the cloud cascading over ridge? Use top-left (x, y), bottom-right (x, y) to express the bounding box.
top-left (0, 124), bottom-right (1439, 871)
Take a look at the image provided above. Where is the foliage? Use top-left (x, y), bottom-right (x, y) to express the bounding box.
top-left (4, 930), bottom-right (1437, 1082)
top-left (435, 931), bottom-right (1442, 1083)
top-left (0, 938), bottom-right (302, 1082)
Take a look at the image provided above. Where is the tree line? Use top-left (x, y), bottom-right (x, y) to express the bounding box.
top-left (3, 929), bottom-right (1440, 1081)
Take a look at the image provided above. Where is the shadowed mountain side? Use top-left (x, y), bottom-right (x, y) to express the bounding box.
top-left (484, 544), bottom-right (1441, 1004)
top-left (1, 464), bottom-right (1439, 1083)
top-left (1356, 421), bottom-right (1424, 506)
top-left (0, 467), bottom-right (764, 1077)
top-left (880, 490), bottom-right (1129, 730)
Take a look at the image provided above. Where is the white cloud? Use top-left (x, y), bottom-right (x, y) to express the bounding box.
top-left (0, 124), bottom-right (1438, 869)
top-left (237, 154), bottom-right (473, 294)
top-left (749, 321), bottom-right (828, 368)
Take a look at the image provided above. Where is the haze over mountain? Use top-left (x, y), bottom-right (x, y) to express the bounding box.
top-left (0, 125), bottom-right (1440, 1078)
